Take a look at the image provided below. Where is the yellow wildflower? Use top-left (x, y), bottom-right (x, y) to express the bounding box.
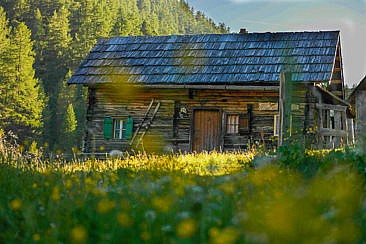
top-left (96, 199), bottom-right (116, 214)
top-left (32, 233), bottom-right (41, 241)
top-left (176, 218), bottom-right (197, 239)
top-left (10, 198), bottom-right (22, 211)
top-left (65, 179), bottom-right (73, 189)
top-left (51, 186), bottom-right (61, 202)
top-left (140, 231), bottom-right (151, 241)
top-left (84, 177), bottom-right (93, 186)
top-left (209, 227), bottom-right (240, 244)
top-left (151, 196), bottom-right (173, 213)
top-left (117, 212), bottom-right (133, 227)
top-left (70, 225), bottom-right (87, 244)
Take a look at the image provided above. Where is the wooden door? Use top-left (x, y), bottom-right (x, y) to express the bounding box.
top-left (192, 109), bottom-right (221, 152)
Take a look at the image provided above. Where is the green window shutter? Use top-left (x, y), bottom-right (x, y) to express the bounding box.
top-left (103, 117), bottom-right (113, 139)
top-left (125, 117), bottom-right (134, 139)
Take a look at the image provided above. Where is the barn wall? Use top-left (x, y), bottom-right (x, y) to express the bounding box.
top-left (355, 90), bottom-right (366, 141)
top-left (84, 85), bottom-right (297, 153)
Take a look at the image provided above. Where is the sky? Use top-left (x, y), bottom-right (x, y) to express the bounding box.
top-left (188, 0), bottom-right (366, 86)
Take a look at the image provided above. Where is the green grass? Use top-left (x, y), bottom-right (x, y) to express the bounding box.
top-left (1, 142), bottom-right (366, 243)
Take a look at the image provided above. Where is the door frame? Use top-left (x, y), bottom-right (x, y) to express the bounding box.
top-left (190, 107), bottom-right (223, 152)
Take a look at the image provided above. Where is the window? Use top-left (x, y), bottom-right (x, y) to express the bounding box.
top-left (274, 115), bottom-right (280, 136)
top-left (226, 111), bottom-right (251, 135)
top-left (114, 119), bottom-right (126, 139)
top-left (226, 114), bottom-right (239, 134)
top-left (103, 117), bottom-right (134, 140)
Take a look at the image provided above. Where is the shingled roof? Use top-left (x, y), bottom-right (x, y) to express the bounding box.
top-left (68, 31), bottom-right (340, 85)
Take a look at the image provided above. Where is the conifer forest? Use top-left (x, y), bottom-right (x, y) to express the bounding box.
top-left (0, 0), bottom-right (229, 153)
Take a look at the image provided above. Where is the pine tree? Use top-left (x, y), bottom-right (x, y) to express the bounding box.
top-left (93, 0), bottom-right (117, 39)
top-left (29, 8), bottom-right (47, 78)
top-left (43, 6), bottom-right (72, 150)
top-left (74, 0), bottom-right (98, 58)
top-left (0, 22), bottom-right (44, 143)
top-left (47, 6), bottom-right (72, 61)
top-left (0, 7), bottom-right (11, 130)
top-left (62, 103), bottom-right (77, 152)
top-left (30, 8), bottom-right (45, 44)
top-left (112, 0), bottom-right (142, 36)
top-left (0, 7), bottom-right (10, 72)
top-left (141, 13), bottom-right (159, 36)
top-left (64, 103), bottom-right (77, 134)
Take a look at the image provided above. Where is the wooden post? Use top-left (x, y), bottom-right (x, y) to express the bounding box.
top-left (347, 118), bottom-right (355, 145)
top-left (279, 71), bottom-right (292, 147)
top-left (342, 111), bottom-right (348, 145)
top-left (318, 106), bottom-right (323, 149)
top-left (325, 110), bottom-right (332, 148)
top-left (334, 111), bottom-right (341, 147)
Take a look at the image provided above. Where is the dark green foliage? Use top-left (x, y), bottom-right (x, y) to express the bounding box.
top-left (0, 18), bottom-right (44, 143)
top-left (277, 144), bottom-right (366, 178)
top-left (0, 0), bottom-right (229, 152)
top-left (42, 6), bottom-right (72, 150)
top-left (60, 103), bottom-right (77, 152)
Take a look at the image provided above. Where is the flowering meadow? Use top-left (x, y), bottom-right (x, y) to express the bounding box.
top-left (1, 138), bottom-right (366, 243)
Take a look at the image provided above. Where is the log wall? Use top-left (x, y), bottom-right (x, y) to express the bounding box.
top-left (84, 85), bottom-right (282, 153)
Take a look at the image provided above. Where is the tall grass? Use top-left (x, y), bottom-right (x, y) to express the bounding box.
top-left (1, 132), bottom-right (366, 243)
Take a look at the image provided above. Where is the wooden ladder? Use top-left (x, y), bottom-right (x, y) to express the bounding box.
top-left (129, 98), bottom-right (161, 148)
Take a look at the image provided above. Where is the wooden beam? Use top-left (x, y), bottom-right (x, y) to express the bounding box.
top-left (315, 103), bottom-right (347, 112)
top-left (140, 84), bottom-right (280, 91)
top-left (318, 128), bottom-right (347, 137)
top-left (330, 79), bottom-right (342, 84)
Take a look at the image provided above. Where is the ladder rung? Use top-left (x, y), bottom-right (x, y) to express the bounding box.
top-left (131, 100), bottom-right (161, 148)
top-left (130, 99), bottom-right (155, 146)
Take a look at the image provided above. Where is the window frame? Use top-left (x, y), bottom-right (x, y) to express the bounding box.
top-left (274, 114), bottom-right (294, 136)
top-left (274, 114), bottom-right (280, 136)
top-left (113, 119), bottom-right (127, 139)
top-left (225, 113), bottom-right (240, 135)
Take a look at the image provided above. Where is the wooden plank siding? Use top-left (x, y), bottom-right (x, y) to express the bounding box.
top-left (328, 46), bottom-right (345, 99)
top-left (84, 86), bottom-right (282, 153)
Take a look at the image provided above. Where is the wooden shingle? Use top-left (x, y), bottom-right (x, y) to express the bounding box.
top-left (68, 31), bottom-right (340, 85)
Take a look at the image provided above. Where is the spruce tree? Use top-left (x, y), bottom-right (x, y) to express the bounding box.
top-left (0, 22), bottom-right (44, 143)
top-left (141, 13), bottom-right (159, 36)
top-left (0, 7), bottom-right (11, 131)
top-left (93, 0), bottom-right (117, 39)
top-left (43, 6), bottom-right (72, 150)
top-left (0, 7), bottom-right (10, 74)
top-left (62, 103), bottom-right (77, 152)
top-left (112, 0), bottom-right (142, 36)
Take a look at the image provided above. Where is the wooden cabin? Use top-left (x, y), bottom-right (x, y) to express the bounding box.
top-left (68, 31), bottom-right (350, 154)
top-left (348, 75), bottom-right (366, 142)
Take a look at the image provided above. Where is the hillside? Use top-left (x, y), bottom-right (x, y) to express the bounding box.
top-left (0, 0), bottom-right (229, 152)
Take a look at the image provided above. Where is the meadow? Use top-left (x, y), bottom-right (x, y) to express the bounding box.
top-left (1, 136), bottom-right (366, 243)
